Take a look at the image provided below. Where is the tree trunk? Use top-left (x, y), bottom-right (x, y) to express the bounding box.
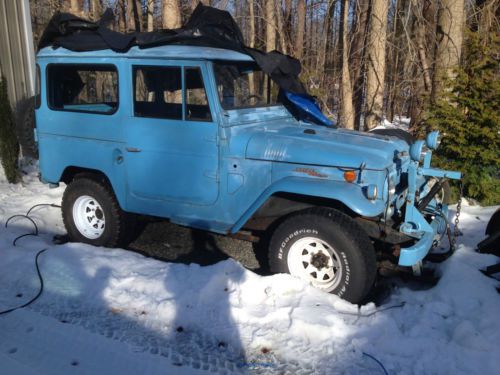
top-left (68, 0), bottom-right (83, 16)
top-left (146, 0), bottom-right (154, 32)
top-left (284, 0), bottom-right (292, 52)
top-left (90, 0), bottom-right (102, 20)
top-left (295, 0), bottom-right (306, 59)
top-left (126, 0), bottom-right (142, 32)
top-left (248, 0), bottom-right (256, 95)
top-left (275, 1), bottom-right (288, 54)
top-left (350, 0), bottom-right (371, 130)
top-left (409, 0), bottom-right (436, 130)
top-left (162, 0), bottom-right (182, 29)
top-left (364, 0), bottom-right (389, 130)
top-left (265, 0), bottom-right (276, 52)
top-left (318, 0), bottom-right (335, 74)
top-left (431, 0), bottom-right (465, 101)
top-left (118, 0), bottom-right (127, 32)
top-left (413, 0), bottom-right (432, 93)
top-left (339, 0), bottom-right (354, 129)
top-left (192, 0), bottom-right (210, 9)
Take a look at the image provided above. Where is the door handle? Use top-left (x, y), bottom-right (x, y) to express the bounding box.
top-left (126, 147), bottom-right (142, 153)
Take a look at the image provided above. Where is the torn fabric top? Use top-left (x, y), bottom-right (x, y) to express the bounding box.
top-left (38, 4), bottom-right (306, 95)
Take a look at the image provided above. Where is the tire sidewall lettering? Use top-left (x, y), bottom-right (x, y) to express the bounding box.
top-left (278, 228), bottom-right (318, 260)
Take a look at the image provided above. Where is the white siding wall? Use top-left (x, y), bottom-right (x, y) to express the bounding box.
top-left (0, 0), bottom-right (35, 108)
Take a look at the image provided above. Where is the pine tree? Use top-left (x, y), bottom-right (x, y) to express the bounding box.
top-left (0, 76), bottom-right (20, 183)
top-left (427, 31), bottom-right (499, 205)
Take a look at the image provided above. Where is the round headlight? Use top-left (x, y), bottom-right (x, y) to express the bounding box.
top-left (426, 130), bottom-right (440, 150)
top-left (410, 140), bottom-right (426, 161)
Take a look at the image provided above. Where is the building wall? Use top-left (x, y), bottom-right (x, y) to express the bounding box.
top-left (0, 0), bottom-right (36, 109)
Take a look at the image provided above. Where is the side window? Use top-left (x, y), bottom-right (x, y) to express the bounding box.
top-left (185, 67), bottom-right (212, 122)
top-left (134, 66), bottom-right (182, 120)
top-left (47, 64), bottom-right (118, 114)
top-left (35, 64), bottom-right (41, 109)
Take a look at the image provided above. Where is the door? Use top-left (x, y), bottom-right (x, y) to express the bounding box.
top-left (124, 62), bottom-right (219, 206)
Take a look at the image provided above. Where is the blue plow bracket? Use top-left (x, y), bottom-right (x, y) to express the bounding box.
top-left (398, 160), bottom-right (461, 266)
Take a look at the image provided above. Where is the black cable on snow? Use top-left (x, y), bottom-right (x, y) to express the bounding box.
top-left (0, 203), bottom-right (60, 315)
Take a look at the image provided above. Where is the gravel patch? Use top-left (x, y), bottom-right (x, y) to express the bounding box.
top-left (129, 220), bottom-right (260, 270)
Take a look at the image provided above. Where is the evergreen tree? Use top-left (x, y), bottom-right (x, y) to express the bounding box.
top-left (0, 76), bottom-right (19, 183)
top-left (427, 31), bottom-right (499, 205)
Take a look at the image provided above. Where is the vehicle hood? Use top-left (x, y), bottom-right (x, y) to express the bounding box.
top-left (245, 125), bottom-right (409, 170)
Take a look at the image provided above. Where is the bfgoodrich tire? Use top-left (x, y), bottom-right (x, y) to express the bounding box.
top-left (268, 208), bottom-right (377, 304)
top-left (62, 175), bottom-right (132, 247)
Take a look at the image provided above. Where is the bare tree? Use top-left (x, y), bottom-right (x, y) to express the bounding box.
top-left (90, 0), bottom-right (102, 20)
top-left (248, 0), bottom-right (256, 94)
top-left (318, 0), bottom-right (335, 73)
top-left (126, 0), bottom-right (143, 31)
top-left (275, 1), bottom-right (288, 53)
top-left (339, 0), bottom-right (354, 129)
top-left (364, 0), bottom-right (389, 129)
top-left (146, 0), bottom-right (154, 32)
top-left (67, 0), bottom-right (84, 17)
top-left (295, 0), bottom-right (306, 59)
top-left (265, 0), bottom-right (276, 52)
top-left (118, 0), bottom-right (127, 32)
top-left (431, 0), bottom-right (465, 100)
top-left (413, 0), bottom-right (432, 92)
top-left (163, 0), bottom-right (182, 29)
top-left (350, 0), bottom-right (371, 130)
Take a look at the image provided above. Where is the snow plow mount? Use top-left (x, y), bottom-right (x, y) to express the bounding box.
top-left (398, 160), bottom-right (461, 266)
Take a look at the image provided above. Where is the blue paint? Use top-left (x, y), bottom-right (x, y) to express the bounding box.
top-left (284, 92), bottom-right (334, 126)
top-left (36, 45), bottom-right (461, 267)
top-left (426, 130), bottom-right (440, 150)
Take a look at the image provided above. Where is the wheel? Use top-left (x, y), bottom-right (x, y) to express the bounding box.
top-left (370, 128), bottom-right (415, 145)
top-left (268, 208), bottom-right (377, 304)
top-left (15, 96), bottom-right (38, 158)
top-left (62, 175), bottom-right (132, 247)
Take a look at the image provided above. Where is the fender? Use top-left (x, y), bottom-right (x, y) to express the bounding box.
top-left (231, 176), bottom-right (385, 233)
top-left (38, 133), bottom-right (128, 210)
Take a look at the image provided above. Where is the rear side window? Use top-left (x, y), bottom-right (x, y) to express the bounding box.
top-left (47, 64), bottom-right (118, 114)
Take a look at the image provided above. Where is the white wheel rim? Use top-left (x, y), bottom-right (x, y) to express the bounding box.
top-left (72, 195), bottom-right (106, 239)
top-left (287, 237), bottom-right (342, 291)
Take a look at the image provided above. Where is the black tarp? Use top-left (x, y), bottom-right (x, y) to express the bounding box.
top-left (38, 3), bottom-right (307, 94)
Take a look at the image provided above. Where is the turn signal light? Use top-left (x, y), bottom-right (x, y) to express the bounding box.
top-left (343, 170), bottom-right (357, 183)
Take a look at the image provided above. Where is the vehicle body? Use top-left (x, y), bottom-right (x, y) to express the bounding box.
top-left (35, 45), bottom-right (461, 303)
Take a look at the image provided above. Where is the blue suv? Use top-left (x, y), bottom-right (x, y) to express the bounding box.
top-left (35, 44), bottom-right (461, 303)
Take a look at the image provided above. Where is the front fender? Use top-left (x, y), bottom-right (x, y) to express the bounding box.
top-left (231, 176), bottom-right (385, 233)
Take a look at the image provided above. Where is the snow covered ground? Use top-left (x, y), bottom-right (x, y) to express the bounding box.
top-left (0, 165), bottom-right (499, 374)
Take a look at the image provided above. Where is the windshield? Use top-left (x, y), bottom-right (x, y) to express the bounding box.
top-left (214, 62), bottom-right (279, 110)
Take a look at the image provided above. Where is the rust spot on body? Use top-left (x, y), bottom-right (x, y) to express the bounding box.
top-left (294, 167), bottom-right (328, 178)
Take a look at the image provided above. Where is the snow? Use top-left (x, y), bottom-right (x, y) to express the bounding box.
top-left (0, 164), bottom-right (499, 374)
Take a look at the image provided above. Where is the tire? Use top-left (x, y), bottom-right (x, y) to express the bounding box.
top-left (62, 175), bottom-right (132, 247)
top-left (485, 208), bottom-right (500, 236)
top-left (370, 128), bottom-right (415, 145)
top-left (268, 208), bottom-right (377, 304)
top-left (15, 97), bottom-right (38, 159)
